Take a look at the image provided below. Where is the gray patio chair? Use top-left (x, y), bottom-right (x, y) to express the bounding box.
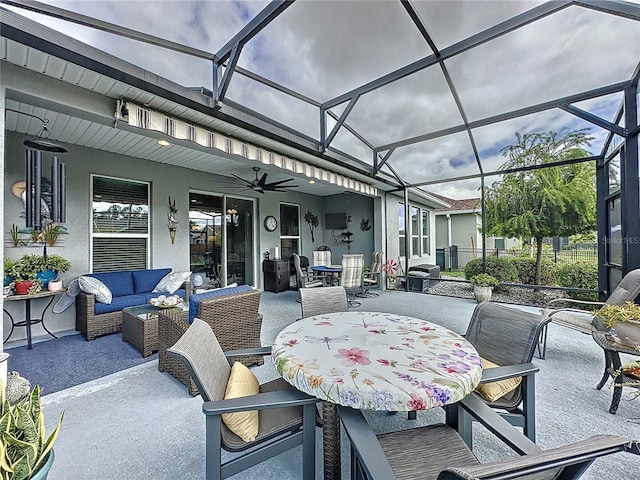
top-left (312, 249), bottom-right (331, 267)
top-left (299, 285), bottom-right (348, 318)
top-left (341, 253), bottom-right (364, 308)
top-left (293, 253), bottom-right (323, 289)
top-left (461, 302), bottom-right (550, 443)
top-left (357, 251), bottom-right (382, 298)
top-left (539, 268), bottom-right (640, 359)
top-left (338, 393), bottom-right (640, 480)
top-left (166, 318), bottom-right (319, 480)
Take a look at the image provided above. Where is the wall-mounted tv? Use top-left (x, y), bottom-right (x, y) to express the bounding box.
top-left (325, 213), bottom-right (348, 230)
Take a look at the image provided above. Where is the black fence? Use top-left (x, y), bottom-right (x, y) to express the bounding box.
top-left (436, 246), bottom-right (597, 271)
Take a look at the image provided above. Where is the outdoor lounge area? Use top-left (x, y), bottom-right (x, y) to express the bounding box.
top-left (2, 2), bottom-right (640, 479)
top-left (31, 290), bottom-right (640, 479)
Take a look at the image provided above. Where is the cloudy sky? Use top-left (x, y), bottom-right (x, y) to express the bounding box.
top-left (8, 0), bottom-right (640, 198)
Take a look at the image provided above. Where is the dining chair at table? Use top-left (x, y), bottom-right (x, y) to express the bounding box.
top-left (299, 286), bottom-right (348, 318)
top-left (293, 253), bottom-right (323, 289)
top-left (358, 251), bottom-right (382, 298)
top-left (312, 249), bottom-right (332, 267)
top-left (166, 318), bottom-right (319, 480)
top-left (459, 302), bottom-right (550, 444)
top-left (338, 393), bottom-right (640, 480)
top-left (341, 254), bottom-right (364, 307)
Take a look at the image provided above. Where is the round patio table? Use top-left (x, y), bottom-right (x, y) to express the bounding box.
top-left (272, 311), bottom-right (482, 479)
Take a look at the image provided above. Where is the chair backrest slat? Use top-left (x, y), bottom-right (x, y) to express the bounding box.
top-left (313, 250), bottom-right (331, 267)
top-left (341, 254), bottom-right (364, 289)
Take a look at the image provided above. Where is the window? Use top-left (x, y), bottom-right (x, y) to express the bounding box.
top-left (494, 238), bottom-right (505, 250)
top-left (398, 203), bottom-right (405, 256)
top-left (422, 209), bottom-right (430, 255)
top-left (280, 203), bottom-right (300, 260)
top-left (411, 207), bottom-right (419, 257)
top-left (91, 175), bottom-right (149, 272)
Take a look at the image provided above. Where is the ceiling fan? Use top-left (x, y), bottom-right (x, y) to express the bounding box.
top-left (231, 167), bottom-right (299, 194)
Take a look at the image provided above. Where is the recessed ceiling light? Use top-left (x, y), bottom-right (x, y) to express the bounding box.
top-left (157, 139), bottom-right (170, 146)
top-left (308, 180), bottom-right (316, 184)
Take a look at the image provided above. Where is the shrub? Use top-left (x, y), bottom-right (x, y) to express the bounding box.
top-left (463, 257), bottom-right (518, 284)
top-left (509, 257), bottom-right (557, 285)
top-left (556, 262), bottom-right (599, 301)
top-left (470, 273), bottom-right (499, 288)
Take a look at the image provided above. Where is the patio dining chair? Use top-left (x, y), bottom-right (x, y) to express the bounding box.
top-left (299, 285), bottom-right (348, 318)
top-left (338, 393), bottom-right (640, 480)
top-left (293, 253), bottom-right (323, 290)
top-left (166, 318), bottom-right (319, 480)
top-left (539, 268), bottom-right (640, 359)
top-left (357, 251), bottom-right (382, 298)
top-left (312, 249), bottom-right (332, 267)
top-left (341, 254), bottom-right (364, 308)
top-left (460, 302), bottom-right (550, 443)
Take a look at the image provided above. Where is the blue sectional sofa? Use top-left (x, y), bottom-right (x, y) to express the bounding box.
top-left (75, 268), bottom-right (190, 340)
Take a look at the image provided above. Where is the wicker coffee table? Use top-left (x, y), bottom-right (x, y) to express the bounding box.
top-left (122, 304), bottom-right (185, 357)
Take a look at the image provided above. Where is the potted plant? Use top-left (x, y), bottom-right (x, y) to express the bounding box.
top-left (1, 380), bottom-right (63, 479)
top-left (6, 256), bottom-right (41, 295)
top-left (20, 254), bottom-right (71, 291)
top-left (470, 273), bottom-right (499, 303)
top-left (595, 301), bottom-right (640, 348)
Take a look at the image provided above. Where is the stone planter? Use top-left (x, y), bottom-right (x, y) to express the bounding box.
top-left (473, 286), bottom-right (493, 303)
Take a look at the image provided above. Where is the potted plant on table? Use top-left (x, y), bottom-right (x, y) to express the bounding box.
top-left (470, 273), bottom-right (499, 303)
top-left (4, 256), bottom-right (41, 296)
top-left (1, 379), bottom-right (63, 479)
top-left (595, 301), bottom-right (640, 348)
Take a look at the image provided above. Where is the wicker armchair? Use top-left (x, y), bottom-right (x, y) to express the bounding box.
top-left (158, 289), bottom-right (263, 396)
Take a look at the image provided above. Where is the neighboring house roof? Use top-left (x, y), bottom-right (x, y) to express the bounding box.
top-left (430, 192), bottom-right (481, 214)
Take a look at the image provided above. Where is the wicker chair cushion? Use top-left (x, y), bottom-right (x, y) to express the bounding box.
top-left (79, 276), bottom-right (113, 304)
top-left (188, 284), bottom-right (253, 324)
top-left (475, 357), bottom-right (522, 402)
top-left (152, 270), bottom-right (190, 295)
top-left (134, 268), bottom-right (171, 294)
top-left (87, 271), bottom-right (133, 298)
top-left (377, 424), bottom-right (479, 480)
top-left (221, 362), bottom-right (260, 442)
top-left (94, 294), bottom-right (147, 314)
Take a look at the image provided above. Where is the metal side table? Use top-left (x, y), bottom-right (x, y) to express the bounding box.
top-left (3, 289), bottom-right (65, 349)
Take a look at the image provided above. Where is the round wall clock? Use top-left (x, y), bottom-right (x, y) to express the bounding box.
top-left (264, 215), bottom-right (278, 232)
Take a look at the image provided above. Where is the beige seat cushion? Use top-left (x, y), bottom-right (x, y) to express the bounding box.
top-left (221, 362), bottom-right (260, 442)
top-left (475, 357), bottom-right (522, 402)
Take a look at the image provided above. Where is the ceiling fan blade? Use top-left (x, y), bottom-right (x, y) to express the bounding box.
top-left (231, 173), bottom-right (252, 187)
top-left (264, 178), bottom-right (298, 188)
top-left (257, 173), bottom-right (269, 187)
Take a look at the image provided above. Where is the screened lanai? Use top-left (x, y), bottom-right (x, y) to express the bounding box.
top-left (2, 0), bottom-right (640, 294)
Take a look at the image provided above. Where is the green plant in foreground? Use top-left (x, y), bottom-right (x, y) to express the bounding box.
top-left (470, 273), bottom-right (499, 288)
top-left (1, 381), bottom-right (63, 479)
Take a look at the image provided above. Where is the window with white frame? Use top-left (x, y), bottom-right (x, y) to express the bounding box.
top-left (280, 203), bottom-right (300, 260)
top-left (422, 209), bottom-right (430, 255)
top-left (91, 175), bottom-right (149, 272)
top-left (410, 206), bottom-right (419, 257)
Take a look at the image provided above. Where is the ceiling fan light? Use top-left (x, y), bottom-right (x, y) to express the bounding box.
top-left (157, 139), bottom-right (170, 146)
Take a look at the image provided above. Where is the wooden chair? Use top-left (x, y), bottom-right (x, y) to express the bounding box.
top-left (166, 318), bottom-right (319, 480)
top-left (338, 393), bottom-right (640, 480)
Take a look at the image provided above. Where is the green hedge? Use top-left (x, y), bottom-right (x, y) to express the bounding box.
top-left (463, 257), bottom-right (518, 284)
top-left (509, 257), bottom-right (557, 285)
top-left (556, 262), bottom-right (599, 301)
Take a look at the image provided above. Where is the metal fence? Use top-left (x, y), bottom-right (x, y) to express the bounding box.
top-left (436, 246), bottom-right (598, 271)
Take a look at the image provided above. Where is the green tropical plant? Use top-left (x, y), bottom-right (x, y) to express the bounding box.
top-left (1, 381), bottom-right (63, 479)
top-left (4, 258), bottom-right (21, 280)
top-left (484, 129), bottom-right (596, 285)
top-left (39, 255), bottom-right (71, 276)
top-left (595, 301), bottom-right (640, 328)
top-left (470, 273), bottom-right (499, 288)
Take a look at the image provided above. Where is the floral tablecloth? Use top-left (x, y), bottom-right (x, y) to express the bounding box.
top-left (272, 311), bottom-right (482, 411)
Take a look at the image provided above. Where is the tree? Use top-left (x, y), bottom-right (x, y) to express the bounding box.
top-left (484, 129), bottom-right (596, 285)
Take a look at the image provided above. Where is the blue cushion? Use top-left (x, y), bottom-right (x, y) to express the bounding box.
top-left (187, 284), bottom-right (253, 324)
top-left (132, 268), bottom-right (171, 294)
top-left (94, 294), bottom-right (147, 315)
top-left (88, 271), bottom-right (134, 298)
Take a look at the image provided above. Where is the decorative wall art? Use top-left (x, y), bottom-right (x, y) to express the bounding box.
top-left (360, 218), bottom-right (371, 231)
top-left (304, 210), bottom-right (319, 242)
top-left (168, 196), bottom-right (178, 244)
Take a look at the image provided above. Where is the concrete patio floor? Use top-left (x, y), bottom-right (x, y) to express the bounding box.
top-left (40, 290), bottom-right (640, 479)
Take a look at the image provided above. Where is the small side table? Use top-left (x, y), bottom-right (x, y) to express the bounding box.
top-left (3, 289), bottom-right (65, 349)
top-left (122, 304), bottom-right (185, 357)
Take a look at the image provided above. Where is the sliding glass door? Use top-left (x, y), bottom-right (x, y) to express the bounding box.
top-left (226, 197), bottom-right (254, 285)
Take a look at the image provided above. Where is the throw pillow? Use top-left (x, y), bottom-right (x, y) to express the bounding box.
top-left (221, 362), bottom-right (260, 443)
top-left (474, 357), bottom-right (522, 403)
top-left (78, 276), bottom-right (113, 304)
top-left (153, 271), bottom-right (192, 295)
